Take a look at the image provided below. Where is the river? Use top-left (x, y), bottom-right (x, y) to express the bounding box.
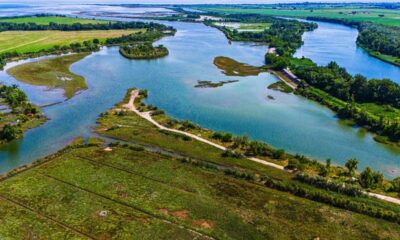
top-left (0, 5), bottom-right (398, 178)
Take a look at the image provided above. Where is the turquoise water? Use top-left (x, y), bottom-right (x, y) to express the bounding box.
top-left (295, 20), bottom-right (400, 83)
top-left (0, 19), bottom-right (399, 177)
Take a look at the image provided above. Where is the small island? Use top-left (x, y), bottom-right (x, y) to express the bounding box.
top-left (267, 81), bottom-right (294, 93)
top-left (195, 80), bottom-right (239, 88)
top-left (119, 42), bottom-right (169, 60)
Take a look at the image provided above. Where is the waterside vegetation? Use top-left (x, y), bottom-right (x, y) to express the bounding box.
top-left (120, 42), bottom-right (169, 59)
top-left (0, 15), bottom-right (176, 70)
top-left (0, 85), bottom-right (45, 144)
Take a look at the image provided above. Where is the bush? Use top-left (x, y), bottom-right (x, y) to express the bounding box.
top-left (272, 149), bottom-right (285, 159)
top-left (359, 167), bottom-right (384, 189)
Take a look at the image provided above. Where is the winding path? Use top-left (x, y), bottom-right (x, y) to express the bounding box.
top-left (123, 90), bottom-right (400, 206)
top-left (123, 90), bottom-right (284, 170)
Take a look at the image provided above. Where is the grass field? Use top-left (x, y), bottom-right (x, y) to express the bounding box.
top-left (8, 54), bottom-right (89, 99)
top-left (0, 144), bottom-right (399, 239)
top-left (0, 29), bottom-right (142, 55)
top-left (0, 90), bottom-right (398, 238)
top-left (0, 16), bottom-right (107, 25)
top-left (200, 7), bottom-right (400, 27)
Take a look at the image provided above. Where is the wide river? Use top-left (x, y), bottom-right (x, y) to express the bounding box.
top-left (0, 13), bottom-right (399, 177)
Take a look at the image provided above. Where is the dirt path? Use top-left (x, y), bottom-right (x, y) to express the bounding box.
top-left (123, 90), bottom-right (400, 206)
top-left (123, 90), bottom-right (284, 171)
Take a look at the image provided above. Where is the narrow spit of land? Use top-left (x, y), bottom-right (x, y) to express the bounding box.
top-left (123, 89), bottom-right (400, 206)
top-left (124, 90), bottom-right (285, 170)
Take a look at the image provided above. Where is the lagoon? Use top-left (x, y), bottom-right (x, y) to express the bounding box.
top-left (0, 10), bottom-right (399, 177)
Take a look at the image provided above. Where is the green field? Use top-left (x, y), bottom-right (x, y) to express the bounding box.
top-left (0, 143), bottom-right (398, 239)
top-left (0, 90), bottom-right (398, 238)
top-left (0, 29), bottom-right (141, 55)
top-left (200, 7), bottom-right (400, 26)
top-left (0, 16), bottom-right (107, 25)
top-left (8, 54), bottom-right (89, 99)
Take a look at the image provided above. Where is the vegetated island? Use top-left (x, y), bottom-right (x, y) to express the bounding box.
top-left (0, 85), bottom-right (46, 144)
top-left (119, 42), bottom-right (169, 59)
top-left (214, 56), bottom-right (265, 76)
top-left (7, 53), bottom-right (89, 99)
top-left (267, 81), bottom-right (294, 93)
top-left (194, 80), bottom-right (239, 88)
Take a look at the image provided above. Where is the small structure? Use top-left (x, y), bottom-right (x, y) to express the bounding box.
top-left (282, 68), bottom-right (302, 84)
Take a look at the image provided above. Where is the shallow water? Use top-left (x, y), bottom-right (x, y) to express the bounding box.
top-left (0, 18), bottom-right (398, 178)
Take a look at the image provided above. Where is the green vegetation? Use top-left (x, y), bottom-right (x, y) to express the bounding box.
top-left (194, 80), bottom-right (239, 88)
top-left (0, 29), bottom-right (141, 55)
top-left (120, 42), bottom-right (169, 60)
top-left (198, 4), bottom-right (400, 66)
top-left (0, 85), bottom-right (46, 143)
top-left (0, 89), bottom-right (397, 238)
top-left (8, 53), bottom-right (89, 99)
top-left (0, 15), bottom-right (107, 25)
top-left (198, 5), bottom-right (400, 27)
top-left (267, 81), bottom-right (294, 93)
top-left (0, 16), bottom-right (176, 70)
top-left (214, 22), bottom-right (272, 32)
top-left (292, 61), bottom-right (400, 143)
top-left (1, 141), bottom-right (399, 239)
top-left (214, 56), bottom-right (265, 76)
top-left (206, 14), bottom-right (317, 56)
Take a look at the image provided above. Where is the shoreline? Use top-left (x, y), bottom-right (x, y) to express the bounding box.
top-left (123, 89), bottom-right (400, 206)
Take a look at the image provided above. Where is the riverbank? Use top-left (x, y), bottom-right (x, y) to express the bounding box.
top-left (0, 85), bottom-right (47, 145)
top-left (124, 89), bottom-right (400, 203)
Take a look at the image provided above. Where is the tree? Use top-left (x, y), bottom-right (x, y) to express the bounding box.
top-left (0, 124), bottom-right (19, 141)
top-left (345, 158), bottom-right (358, 177)
top-left (391, 177), bottom-right (400, 193)
top-left (359, 167), bottom-right (383, 189)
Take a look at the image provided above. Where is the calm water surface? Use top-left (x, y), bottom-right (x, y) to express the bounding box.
top-left (295, 20), bottom-right (400, 83)
top-left (0, 13), bottom-right (399, 177)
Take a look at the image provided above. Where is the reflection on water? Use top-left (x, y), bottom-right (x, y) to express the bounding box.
top-left (0, 5), bottom-right (398, 178)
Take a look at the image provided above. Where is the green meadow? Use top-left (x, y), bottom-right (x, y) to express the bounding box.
top-left (200, 7), bottom-right (400, 26)
top-left (0, 16), bottom-right (107, 25)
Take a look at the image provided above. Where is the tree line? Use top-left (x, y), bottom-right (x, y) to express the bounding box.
top-left (0, 19), bottom-right (175, 32)
top-left (207, 14), bottom-right (317, 56)
top-left (293, 61), bottom-right (400, 108)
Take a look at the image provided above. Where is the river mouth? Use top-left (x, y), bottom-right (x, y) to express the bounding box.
top-left (0, 6), bottom-right (399, 178)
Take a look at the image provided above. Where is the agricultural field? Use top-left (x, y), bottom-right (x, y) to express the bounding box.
top-left (200, 7), bottom-right (400, 26)
top-left (0, 29), bottom-right (142, 54)
top-left (0, 16), bottom-right (107, 25)
top-left (7, 54), bottom-right (89, 99)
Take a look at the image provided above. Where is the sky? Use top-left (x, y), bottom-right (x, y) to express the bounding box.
top-left (6, 0), bottom-right (400, 4)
